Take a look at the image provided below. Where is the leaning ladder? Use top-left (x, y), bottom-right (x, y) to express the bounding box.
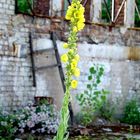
top-left (29, 31), bottom-right (74, 124)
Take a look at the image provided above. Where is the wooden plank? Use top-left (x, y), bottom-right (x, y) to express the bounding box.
top-left (29, 32), bottom-right (37, 87)
top-left (33, 48), bottom-right (54, 54)
top-left (36, 63), bottom-right (61, 70)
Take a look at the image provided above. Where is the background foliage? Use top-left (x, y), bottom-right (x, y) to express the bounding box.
top-left (121, 99), bottom-right (140, 125)
top-left (16, 0), bottom-right (33, 14)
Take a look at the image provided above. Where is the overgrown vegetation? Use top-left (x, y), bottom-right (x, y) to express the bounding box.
top-left (121, 99), bottom-right (140, 125)
top-left (102, 0), bottom-right (140, 27)
top-left (76, 65), bottom-right (109, 125)
top-left (16, 0), bottom-right (33, 14)
top-left (135, 0), bottom-right (140, 27)
top-left (0, 103), bottom-right (59, 139)
top-left (102, 0), bottom-right (112, 23)
top-left (0, 110), bottom-right (17, 140)
top-left (97, 99), bottom-right (116, 122)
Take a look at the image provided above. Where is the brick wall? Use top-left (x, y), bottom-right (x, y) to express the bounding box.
top-left (0, 0), bottom-right (140, 115)
top-left (0, 56), bottom-right (35, 111)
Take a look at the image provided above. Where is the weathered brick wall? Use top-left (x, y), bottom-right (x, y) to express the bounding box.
top-left (0, 0), bottom-right (140, 115)
top-left (0, 56), bottom-right (36, 111)
top-left (0, 0), bottom-right (35, 110)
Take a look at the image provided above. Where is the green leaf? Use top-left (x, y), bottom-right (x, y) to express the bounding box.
top-left (98, 71), bottom-right (103, 77)
top-left (80, 93), bottom-right (84, 98)
top-left (99, 67), bottom-right (104, 72)
top-left (93, 83), bottom-right (97, 87)
top-left (84, 90), bottom-right (88, 94)
top-left (87, 84), bottom-right (91, 89)
top-left (102, 90), bottom-right (110, 94)
top-left (101, 95), bottom-right (106, 101)
top-left (90, 67), bottom-right (96, 74)
top-left (96, 79), bottom-right (101, 84)
top-left (88, 75), bottom-right (92, 81)
top-left (94, 91), bottom-right (100, 95)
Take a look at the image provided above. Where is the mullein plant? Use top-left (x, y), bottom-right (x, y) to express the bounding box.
top-left (53, 0), bottom-right (85, 140)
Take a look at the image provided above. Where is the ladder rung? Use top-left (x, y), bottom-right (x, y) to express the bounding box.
top-left (36, 63), bottom-right (61, 70)
top-left (33, 48), bottom-right (54, 54)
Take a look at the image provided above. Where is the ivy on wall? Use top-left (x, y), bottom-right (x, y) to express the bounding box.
top-left (16, 0), bottom-right (50, 16)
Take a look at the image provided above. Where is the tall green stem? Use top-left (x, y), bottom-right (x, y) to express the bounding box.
top-left (53, 76), bottom-right (71, 140)
top-left (53, 0), bottom-right (85, 139)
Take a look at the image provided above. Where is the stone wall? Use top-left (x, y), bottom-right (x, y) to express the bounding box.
top-left (0, 0), bottom-right (140, 115)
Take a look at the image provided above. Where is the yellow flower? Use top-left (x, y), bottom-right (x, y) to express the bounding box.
top-left (71, 18), bottom-right (75, 23)
top-left (73, 26), bottom-right (78, 33)
top-left (71, 80), bottom-right (78, 89)
top-left (77, 1), bottom-right (80, 5)
top-left (74, 11), bottom-right (80, 19)
top-left (65, 7), bottom-right (73, 20)
top-left (75, 54), bottom-right (80, 61)
top-left (79, 6), bottom-right (85, 13)
top-left (71, 59), bottom-right (77, 70)
top-left (63, 43), bottom-right (68, 49)
top-left (74, 68), bottom-right (80, 77)
top-left (78, 16), bottom-right (85, 23)
top-left (71, 3), bottom-right (77, 9)
top-left (77, 22), bottom-right (85, 31)
top-left (61, 54), bottom-right (68, 63)
top-left (66, 12), bottom-right (72, 20)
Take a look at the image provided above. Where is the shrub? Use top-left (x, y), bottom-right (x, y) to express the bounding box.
top-left (121, 99), bottom-right (140, 125)
top-left (16, 0), bottom-right (33, 14)
top-left (0, 110), bottom-right (17, 139)
top-left (15, 103), bottom-right (59, 134)
top-left (0, 102), bottom-right (59, 139)
top-left (97, 100), bottom-right (116, 122)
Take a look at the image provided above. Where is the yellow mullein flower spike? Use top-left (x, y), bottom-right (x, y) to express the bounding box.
top-left (71, 80), bottom-right (78, 89)
top-left (55, 1), bottom-right (85, 139)
top-left (61, 54), bottom-right (68, 63)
